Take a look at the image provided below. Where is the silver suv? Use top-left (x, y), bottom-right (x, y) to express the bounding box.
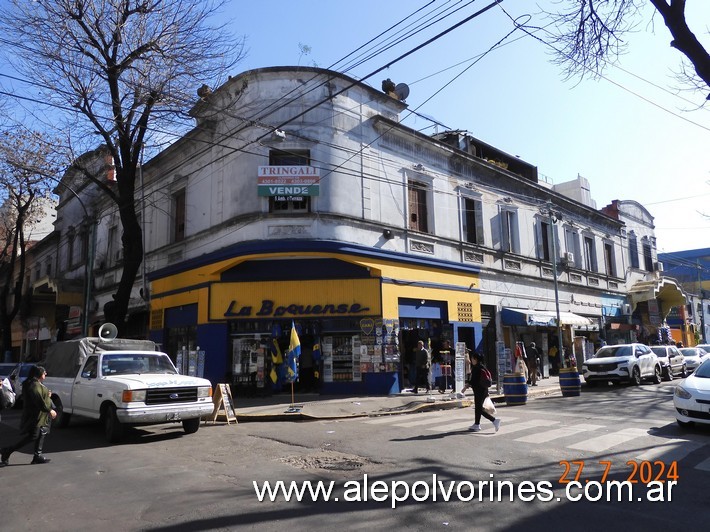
top-left (650, 345), bottom-right (686, 381)
top-left (583, 343), bottom-right (662, 386)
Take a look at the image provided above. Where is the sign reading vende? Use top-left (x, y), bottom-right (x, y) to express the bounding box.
top-left (258, 166), bottom-right (320, 197)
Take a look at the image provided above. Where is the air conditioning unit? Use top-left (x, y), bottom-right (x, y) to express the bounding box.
top-left (622, 304), bottom-right (633, 315)
top-left (563, 252), bottom-right (574, 263)
top-left (653, 261), bottom-right (664, 272)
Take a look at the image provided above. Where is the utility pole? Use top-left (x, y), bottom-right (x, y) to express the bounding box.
top-left (699, 259), bottom-right (707, 343)
top-left (544, 201), bottom-right (565, 368)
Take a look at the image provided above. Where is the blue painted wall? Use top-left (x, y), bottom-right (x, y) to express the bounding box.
top-left (197, 322), bottom-right (229, 385)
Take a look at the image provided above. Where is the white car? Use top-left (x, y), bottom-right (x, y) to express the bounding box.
top-left (674, 358), bottom-right (710, 428)
top-left (679, 347), bottom-right (708, 374)
top-left (583, 343), bottom-right (662, 386)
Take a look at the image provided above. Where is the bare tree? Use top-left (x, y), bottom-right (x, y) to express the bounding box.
top-left (0, 129), bottom-right (57, 356)
top-left (0, 0), bottom-right (245, 332)
top-left (544, 0), bottom-right (710, 96)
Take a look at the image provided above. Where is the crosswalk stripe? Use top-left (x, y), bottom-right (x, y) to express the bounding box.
top-left (515, 424), bottom-right (606, 444)
top-left (426, 419), bottom-right (482, 432)
top-left (361, 410), bottom-right (707, 468)
top-left (519, 408), bottom-right (669, 426)
top-left (363, 411), bottom-right (451, 424)
top-left (392, 412), bottom-right (473, 428)
top-left (634, 440), bottom-right (705, 463)
top-left (568, 428), bottom-right (648, 452)
top-left (488, 419), bottom-right (560, 434)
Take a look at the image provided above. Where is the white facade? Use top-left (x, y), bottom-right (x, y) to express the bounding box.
top-left (21, 67), bottom-right (664, 361)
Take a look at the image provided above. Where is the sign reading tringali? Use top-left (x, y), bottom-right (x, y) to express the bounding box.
top-left (207, 383), bottom-right (237, 424)
top-left (257, 166), bottom-right (320, 197)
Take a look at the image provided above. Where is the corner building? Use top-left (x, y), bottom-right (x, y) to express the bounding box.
top-left (146, 67), bottom-right (482, 395)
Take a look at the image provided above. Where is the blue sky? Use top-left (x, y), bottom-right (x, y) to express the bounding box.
top-left (227, 0), bottom-right (710, 253)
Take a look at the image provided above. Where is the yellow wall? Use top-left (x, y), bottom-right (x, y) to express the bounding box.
top-left (150, 251), bottom-right (480, 326)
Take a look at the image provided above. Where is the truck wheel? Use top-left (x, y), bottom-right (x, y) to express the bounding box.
top-left (103, 404), bottom-right (124, 443)
top-left (52, 397), bottom-right (71, 429)
top-left (182, 417), bottom-right (201, 434)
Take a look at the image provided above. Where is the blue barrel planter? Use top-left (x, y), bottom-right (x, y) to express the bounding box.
top-left (503, 373), bottom-right (528, 406)
top-left (559, 367), bottom-right (581, 397)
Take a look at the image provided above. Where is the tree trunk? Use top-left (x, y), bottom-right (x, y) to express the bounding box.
top-left (104, 170), bottom-right (143, 336)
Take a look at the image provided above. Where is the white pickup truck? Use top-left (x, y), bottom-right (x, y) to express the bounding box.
top-left (42, 337), bottom-right (214, 443)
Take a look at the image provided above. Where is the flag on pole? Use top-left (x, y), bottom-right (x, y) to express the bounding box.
top-left (285, 321), bottom-right (301, 383)
top-left (270, 338), bottom-right (283, 384)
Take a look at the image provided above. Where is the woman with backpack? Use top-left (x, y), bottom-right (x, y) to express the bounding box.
top-left (468, 352), bottom-right (501, 433)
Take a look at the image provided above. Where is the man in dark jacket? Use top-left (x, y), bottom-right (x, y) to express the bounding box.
top-left (1, 365), bottom-right (57, 466)
top-left (412, 340), bottom-right (430, 394)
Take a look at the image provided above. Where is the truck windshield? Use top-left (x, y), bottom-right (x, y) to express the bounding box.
top-left (102, 354), bottom-right (177, 376)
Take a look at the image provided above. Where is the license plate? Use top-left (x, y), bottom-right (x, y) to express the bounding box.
top-left (166, 413), bottom-right (180, 421)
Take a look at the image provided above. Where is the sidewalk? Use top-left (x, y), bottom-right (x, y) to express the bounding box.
top-left (232, 375), bottom-right (562, 422)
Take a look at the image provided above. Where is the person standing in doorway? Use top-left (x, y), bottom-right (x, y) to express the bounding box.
top-left (1, 365), bottom-right (56, 466)
top-left (412, 340), bottom-right (430, 394)
top-left (468, 352), bottom-right (500, 432)
top-left (527, 342), bottom-right (539, 386)
top-left (548, 343), bottom-right (559, 375)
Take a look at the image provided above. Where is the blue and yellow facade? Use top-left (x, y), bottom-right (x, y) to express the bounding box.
top-left (148, 240), bottom-right (481, 395)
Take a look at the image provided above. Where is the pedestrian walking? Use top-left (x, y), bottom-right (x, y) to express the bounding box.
top-left (1, 365), bottom-right (57, 466)
top-left (412, 340), bottom-right (431, 394)
top-left (468, 352), bottom-right (501, 433)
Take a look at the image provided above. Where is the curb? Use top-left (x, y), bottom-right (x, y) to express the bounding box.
top-left (233, 383), bottom-right (562, 423)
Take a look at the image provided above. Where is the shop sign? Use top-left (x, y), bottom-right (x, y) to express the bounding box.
top-left (257, 166), bottom-right (320, 197)
top-left (210, 279), bottom-right (382, 320)
top-left (223, 299), bottom-right (371, 318)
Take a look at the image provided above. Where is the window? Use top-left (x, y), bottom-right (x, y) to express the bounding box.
top-left (45, 261), bottom-right (51, 276)
top-left (172, 189), bottom-right (186, 243)
top-left (81, 356), bottom-right (98, 379)
top-left (463, 197), bottom-right (484, 245)
top-left (564, 227), bottom-right (580, 267)
top-left (642, 241), bottom-right (653, 271)
top-left (499, 208), bottom-right (519, 253)
top-left (604, 242), bottom-right (616, 276)
top-left (583, 236), bottom-right (597, 272)
top-left (107, 226), bottom-right (121, 263)
top-left (67, 229), bottom-right (75, 268)
top-left (268, 149), bottom-right (312, 213)
top-left (628, 233), bottom-right (639, 268)
top-left (80, 229), bottom-right (89, 263)
top-left (408, 181), bottom-right (429, 233)
top-left (537, 219), bottom-right (552, 261)
top-left (34, 265), bottom-right (41, 281)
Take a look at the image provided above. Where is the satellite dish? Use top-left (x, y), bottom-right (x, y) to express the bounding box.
top-left (98, 322), bottom-right (118, 342)
top-left (394, 83), bottom-right (410, 101)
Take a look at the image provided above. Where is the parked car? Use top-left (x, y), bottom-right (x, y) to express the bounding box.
top-left (674, 358), bottom-right (710, 428)
top-left (650, 345), bottom-right (686, 380)
top-left (680, 347), bottom-right (708, 374)
top-left (696, 344), bottom-right (710, 353)
top-left (582, 343), bottom-right (662, 386)
top-left (0, 362), bottom-right (17, 380)
top-left (8, 363), bottom-right (35, 405)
